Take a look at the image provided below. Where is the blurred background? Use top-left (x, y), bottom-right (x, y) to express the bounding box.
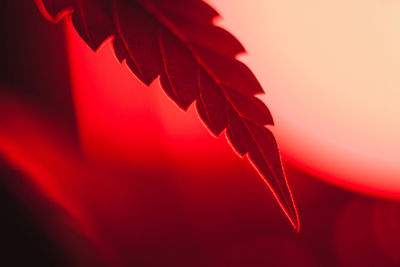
top-left (1, 1), bottom-right (400, 266)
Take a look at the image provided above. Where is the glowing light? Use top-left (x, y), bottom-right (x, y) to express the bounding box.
top-left (66, 1), bottom-right (400, 198)
top-left (209, 0), bottom-right (400, 198)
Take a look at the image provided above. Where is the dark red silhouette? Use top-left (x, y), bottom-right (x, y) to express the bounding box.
top-left (35, 0), bottom-right (299, 230)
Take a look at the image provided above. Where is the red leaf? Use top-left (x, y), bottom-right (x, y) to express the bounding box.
top-left (35, 0), bottom-right (300, 230)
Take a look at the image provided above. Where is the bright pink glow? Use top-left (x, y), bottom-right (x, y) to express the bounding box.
top-left (67, 0), bottom-right (400, 198)
top-left (208, 0), bottom-right (400, 198)
top-left (3, 1), bottom-right (400, 265)
top-left (65, 18), bottom-right (300, 230)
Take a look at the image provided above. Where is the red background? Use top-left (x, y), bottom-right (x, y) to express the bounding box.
top-left (1, 1), bottom-right (400, 266)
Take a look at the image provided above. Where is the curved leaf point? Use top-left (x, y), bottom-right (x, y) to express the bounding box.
top-left (36, 0), bottom-right (300, 231)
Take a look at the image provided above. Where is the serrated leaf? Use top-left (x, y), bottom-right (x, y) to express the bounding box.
top-left (35, 0), bottom-right (300, 230)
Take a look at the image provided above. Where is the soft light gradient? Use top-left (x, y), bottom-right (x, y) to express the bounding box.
top-left (67, 0), bottom-right (400, 198)
top-left (209, 0), bottom-right (400, 198)
top-left (2, 1), bottom-right (400, 265)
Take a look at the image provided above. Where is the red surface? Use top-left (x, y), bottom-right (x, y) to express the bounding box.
top-left (1, 2), bottom-right (400, 266)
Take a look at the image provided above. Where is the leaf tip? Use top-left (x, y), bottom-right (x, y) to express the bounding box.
top-left (34, 0), bottom-right (72, 23)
